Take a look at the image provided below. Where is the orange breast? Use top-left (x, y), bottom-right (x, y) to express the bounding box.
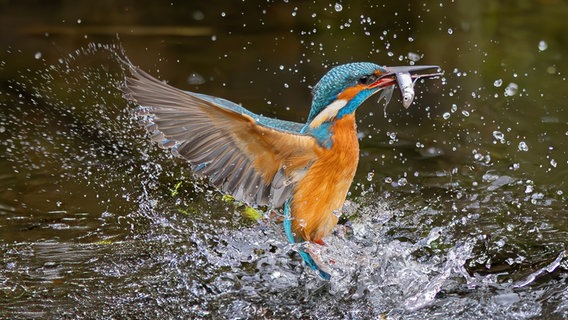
top-left (290, 114), bottom-right (359, 242)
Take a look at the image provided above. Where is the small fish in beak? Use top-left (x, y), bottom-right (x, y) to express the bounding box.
top-left (379, 65), bottom-right (442, 110)
top-left (396, 72), bottom-right (415, 109)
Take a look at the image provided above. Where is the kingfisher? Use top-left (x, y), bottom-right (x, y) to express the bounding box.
top-left (122, 62), bottom-right (441, 279)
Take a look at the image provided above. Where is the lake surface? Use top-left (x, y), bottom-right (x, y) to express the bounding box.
top-left (1, 1), bottom-right (567, 319)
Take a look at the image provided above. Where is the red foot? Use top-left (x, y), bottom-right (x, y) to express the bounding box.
top-left (313, 239), bottom-right (326, 246)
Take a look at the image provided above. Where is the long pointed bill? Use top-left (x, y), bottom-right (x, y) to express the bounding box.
top-left (370, 65), bottom-right (442, 109)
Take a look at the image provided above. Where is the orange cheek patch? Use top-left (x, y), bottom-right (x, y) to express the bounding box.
top-left (337, 84), bottom-right (365, 100)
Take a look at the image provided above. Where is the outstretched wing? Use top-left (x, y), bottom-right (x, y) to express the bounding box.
top-left (122, 65), bottom-right (318, 208)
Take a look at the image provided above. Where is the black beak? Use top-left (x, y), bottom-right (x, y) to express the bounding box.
top-left (381, 65), bottom-right (442, 80)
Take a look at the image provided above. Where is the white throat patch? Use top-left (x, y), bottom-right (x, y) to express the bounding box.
top-left (308, 99), bottom-right (348, 128)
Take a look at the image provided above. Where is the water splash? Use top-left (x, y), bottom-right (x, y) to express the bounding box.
top-left (315, 204), bottom-right (476, 312)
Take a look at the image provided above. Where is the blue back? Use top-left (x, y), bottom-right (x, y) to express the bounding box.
top-left (190, 62), bottom-right (385, 141)
top-left (192, 92), bottom-right (305, 133)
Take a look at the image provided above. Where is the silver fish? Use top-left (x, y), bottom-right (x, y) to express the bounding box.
top-left (396, 72), bottom-right (415, 109)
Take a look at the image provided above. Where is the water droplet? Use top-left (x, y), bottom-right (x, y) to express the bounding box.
top-left (442, 112), bottom-right (451, 120)
top-left (397, 178), bottom-right (407, 186)
top-left (450, 104), bottom-right (458, 112)
top-left (518, 141), bottom-right (529, 152)
top-left (447, 28), bottom-right (453, 35)
top-left (492, 130), bottom-right (505, 142)
top-left (550, 159), bottom-right (557, 167)
top-left (384, 177), bottom-right (393, 184)
top-left (493, 79), bottom-right (503, 87)
top-left (221, 12), bottom-right (226, 17)
top-left (538, 40), bottom-right (548, 51)
top-left (366, 172), bottom-right (374, 181)
top-left (34, 52), bottom-right (42, 59)
top-left (334, 3), bottom-right (343, 12)
top-left (495, 239), bottom-right (506, 247)
top-left (525, 185), bottom-right (534, 194)
top-left (407, 52), bottom-right (421, 62)
top-left (187, 72), bottom-right (205, 85)
top-left (504, 83), bottom-right (519, 96)
top-left (279, 65), bottom-right (284, 70)
top-left (192, 10), bottom-right (204, 21)
top-left (461, 110), bottom-right (470, 117)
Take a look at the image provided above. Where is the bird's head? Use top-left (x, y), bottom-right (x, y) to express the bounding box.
top-left (307, 62), bottom-right (440, 128)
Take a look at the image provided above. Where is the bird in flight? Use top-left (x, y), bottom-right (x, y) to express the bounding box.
top-left (123, 61), bottom-right (441, 279)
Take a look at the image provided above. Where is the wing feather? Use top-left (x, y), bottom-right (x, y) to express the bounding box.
top-left (123, 65), bottom-right (318, 207)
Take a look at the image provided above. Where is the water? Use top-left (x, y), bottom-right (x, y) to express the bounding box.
top-left (1, 1), bottom-right (568, 319)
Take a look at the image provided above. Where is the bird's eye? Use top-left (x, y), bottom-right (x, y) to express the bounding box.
top-left (359, 75), bottom-right (377, 85)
